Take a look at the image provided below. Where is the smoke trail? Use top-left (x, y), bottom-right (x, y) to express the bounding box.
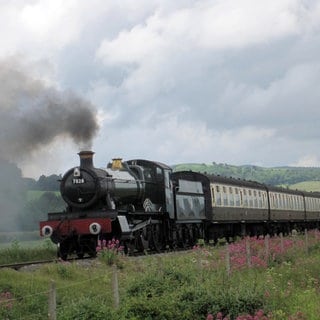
top-left (0, 57), bottom-right (99, 231)
top-left (0, 57), bottom-right (99, 161)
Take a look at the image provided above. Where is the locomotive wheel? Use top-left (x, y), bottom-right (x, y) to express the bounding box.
top-left (171, 226), bottom-right (185, 249)
top-left (136, 230), bottom-right (146, 252)
top-left (57, 242), bottom-right (69, 260)
top-left (87, 239), bottom-right (97, 258)
top-left (140, 227), bottom-right (150, 251)
top-left (127, 231), bottom-right (145, 254)
top-left (179, 226), bottom-right (187, 248)
top-left (192, 225), bottom-right (201, 246)
top-left (150, 224), bottom-right (163, 252)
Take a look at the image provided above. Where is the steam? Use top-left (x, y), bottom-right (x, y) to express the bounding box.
top-left (0, 57), bottom-right (99, 162)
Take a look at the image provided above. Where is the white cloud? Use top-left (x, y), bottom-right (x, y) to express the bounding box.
top-left (97, 0), bottom-right (316, 66)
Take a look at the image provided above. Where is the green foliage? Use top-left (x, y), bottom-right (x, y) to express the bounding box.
top-left (173, 163), bottom-right (320, 188)
top-left (120, 254), bottom-right (266, 319)
top-left (0, 239), bottom-right (56, 264)
top-left (36, 174), bottom-right (61, 191)
top-left (21, 191), bottom-right (65, 230)
top-left (58, 295), bottom-right (114, 320)
top-left (1, 236), bottom-right (320, 319)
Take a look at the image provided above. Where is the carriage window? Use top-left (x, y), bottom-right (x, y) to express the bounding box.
top-left (229, 187), bottom-right (234, 206)
top-left (278, 194), bottom-right (281, 209)
top-left (211, 187), bottom-right (215, 206)
top-left (215, 186), bottom-right (221, 206)
top-left (178, 180), bottom-right (203, 193)
top-left (144, 168), bottom-right (153, 181)
top-left (243, 189), bottom-right (248, 207)
top-left (293, 196), bottom-right (297, 210)
top-left (299, 197), bottom-right (303, 210)
top-left (223, 189), bottom-right (228, 206)
top-left (299, 196), bottom-right (302, 210)
top-left (271, 194), bottom-right (275, 209)
top-left (253, 190), bottom-right (258, 208)
top-left (248, 190), bottom-right (253, 207)
top-left (288, 195), bottom-right (292, 209)
top-left (156, 167), bottom-right (163, 181)
top-left (235, 188), bottom-right (240, 206)
top-left (257, 191), bottom-right (261, 208)
top-left (283, 195), bottom-right (288, 209)
top-left (265, 193), bottom-right (268, 208)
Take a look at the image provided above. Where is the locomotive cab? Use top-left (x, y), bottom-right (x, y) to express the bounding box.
top-left (125, 159), bottom-right (174, 216)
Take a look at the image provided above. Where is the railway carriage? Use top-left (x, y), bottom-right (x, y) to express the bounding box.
top-left (304, 191), bottom-right (320, 223)
top-left (208, 175), bottom-right (269, 239)
top-left (267, 186), bottom-right (305, 232)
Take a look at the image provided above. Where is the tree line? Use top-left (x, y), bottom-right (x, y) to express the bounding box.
top-left (173, 162), bottom-right (320, 186)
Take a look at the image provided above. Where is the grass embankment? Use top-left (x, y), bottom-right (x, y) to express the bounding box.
top-left (0, 238), bottom-right (56, 265)
top-left (289, 181), bottom-right (320, 192)
top-left (1, 233), bottom-right (320, 319)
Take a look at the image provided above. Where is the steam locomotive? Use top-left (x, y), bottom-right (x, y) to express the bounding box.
top-left (40, 151), bottom-right (320, 259)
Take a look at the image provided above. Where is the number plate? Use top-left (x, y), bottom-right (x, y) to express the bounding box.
top-left (72, 178), bottom-right (85, 184)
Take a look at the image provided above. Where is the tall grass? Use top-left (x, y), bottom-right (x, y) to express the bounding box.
top-left (0, 239), bottom-right (56, 264)
top-left (0, 233), bottom-right (320, 319)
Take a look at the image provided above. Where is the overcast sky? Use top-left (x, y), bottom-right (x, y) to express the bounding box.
top-left (0, 0), bottom-right (320, 178)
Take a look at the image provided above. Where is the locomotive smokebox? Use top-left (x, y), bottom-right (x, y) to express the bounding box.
top-left (78, 150), bottom-right (94, 169)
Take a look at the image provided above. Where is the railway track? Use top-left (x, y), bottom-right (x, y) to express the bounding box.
top-left (0, 259), bottom-right (57, 270)
top-left (0, 248), bottom-right (193, 270)
top-left (0, 256), bottom-right (94, 270)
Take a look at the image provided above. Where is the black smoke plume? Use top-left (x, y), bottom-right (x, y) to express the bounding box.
top-left (0, 57), bottom-right (99, 161)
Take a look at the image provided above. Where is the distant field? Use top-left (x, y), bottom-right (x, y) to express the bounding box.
top-left (289, 181), bottom-right (320, 192)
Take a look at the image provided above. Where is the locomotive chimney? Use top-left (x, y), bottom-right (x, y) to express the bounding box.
top-left (78, 150), bottom-right (95, 168)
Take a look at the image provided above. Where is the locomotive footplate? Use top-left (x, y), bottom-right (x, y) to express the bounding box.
top-left (47, 209), bottom-right (117, 220)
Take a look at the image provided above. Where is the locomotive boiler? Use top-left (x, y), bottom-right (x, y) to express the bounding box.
top-left (40, 151), bottom-right (320, 259)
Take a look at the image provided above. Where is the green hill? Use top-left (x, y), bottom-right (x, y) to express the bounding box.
top-left (289, 181), bottom-right (320, 192)
top-left (173, 162), bottom-right (320, 191)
